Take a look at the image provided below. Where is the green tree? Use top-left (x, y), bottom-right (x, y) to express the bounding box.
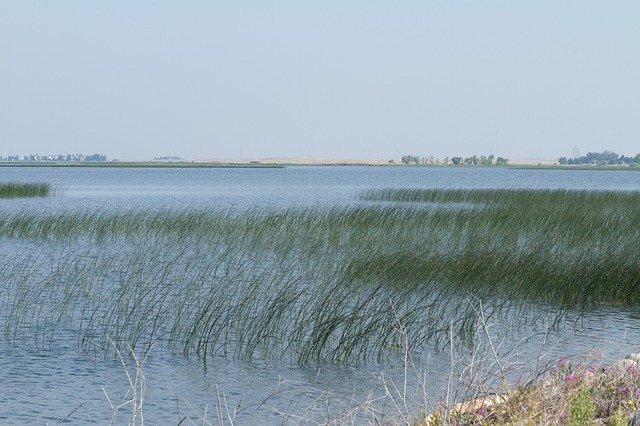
top-left (401, 155), bottom-right (419, 165)
top-left (464, 155), bottom-right (479, 165)
top-left (479, 155), bottom-right (494, 165)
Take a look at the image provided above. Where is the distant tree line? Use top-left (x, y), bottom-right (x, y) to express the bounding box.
top-left (400, 154), bottom-right (508, 165)
top-left (153, 156), bottom-right (183, 161)
top-left (0, 153), bottom-right (107, 162)
top-left (558, 151), bottom-right (640, 166)
top-left (450, 155), bottom-right (508, 165)
top-left (401, 155), bottom-right (421, 164)
top-left (85, 154), bottom-right (107, 161)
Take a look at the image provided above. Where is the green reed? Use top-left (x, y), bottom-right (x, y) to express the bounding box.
top-left (0, 182), bottom-right (54, 198)
top-left (0, 188), bottom-right (637, 365)
top-left (354, 188), bottom-right (640, 307)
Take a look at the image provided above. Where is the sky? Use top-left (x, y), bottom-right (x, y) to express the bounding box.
top-left (1, 1), bottom-right (639, 161)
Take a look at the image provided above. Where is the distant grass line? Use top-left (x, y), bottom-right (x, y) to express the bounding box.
top-left (0, 188), bottom-right (638, 364)
top-left (509, 164), bottom-right (640, 171)
top-left (359, 187), bottom-right (640, 206)
top-left (0, 182), bottom-right (54, 198)
top-left (0, 206), bottom-right (443, 241)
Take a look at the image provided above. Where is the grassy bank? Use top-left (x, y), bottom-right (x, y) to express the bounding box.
top-left (508, 164), bottom-right (640, 171)
top-left (427, 354), bottom-right (640, 425)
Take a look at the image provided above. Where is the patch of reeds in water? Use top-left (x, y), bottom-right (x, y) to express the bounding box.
top-left (355, 188), bottom-right (640, 306)
top-left (0, 182), bottom-right (54, 198)
top-left (0, 188), bottom-right (638, 365)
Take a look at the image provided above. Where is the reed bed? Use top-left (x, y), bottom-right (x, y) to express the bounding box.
top-left (0, 182), bottom-right (54, 198)
top-left (359, 187), bottom-right (640, 207)
top-left (0, 188), bottom-right (638, 365)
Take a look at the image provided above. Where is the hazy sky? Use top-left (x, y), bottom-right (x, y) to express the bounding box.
top-left (1, 1), bottom-right (639, 161)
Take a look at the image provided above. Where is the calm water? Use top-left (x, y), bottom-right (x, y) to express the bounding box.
top-left (1, 166), bottom-right (639, 424)
top-left (1, 165), bottom-right (640, 213)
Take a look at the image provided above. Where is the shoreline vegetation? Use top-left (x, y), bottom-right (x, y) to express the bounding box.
top-left (0, 182), bottom-right (54, 198)
top-left (510, 164), bottom-right (640, 171)
top-left (425, 353), bottom-right (640, 425)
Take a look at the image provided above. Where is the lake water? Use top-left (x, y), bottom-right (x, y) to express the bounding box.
top-left (1, 165), bottom-right (639, 424)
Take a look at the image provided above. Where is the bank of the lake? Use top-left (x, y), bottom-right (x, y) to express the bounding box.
top-left (426, 352), bottom-right (640, 425)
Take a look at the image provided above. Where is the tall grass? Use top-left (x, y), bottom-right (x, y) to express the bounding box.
top-left (0, 188), bottom-right (638, 365)
top-left (355, 188), bottom-right (640, 306)
top-left (0, 182), bottom-right (54, 198)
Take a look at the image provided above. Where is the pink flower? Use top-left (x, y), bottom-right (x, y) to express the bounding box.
top-left (588, 364), bottom-right (603, 374)
top-left (559, 410), bottom-right (568, 422)
top-left (565, 373), bottom-right (580, 384)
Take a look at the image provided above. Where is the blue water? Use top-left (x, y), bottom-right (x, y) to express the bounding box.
top-left (1, 165), bottom-right (638, 214)
top-left (0, 166), bottom-right (639, 424)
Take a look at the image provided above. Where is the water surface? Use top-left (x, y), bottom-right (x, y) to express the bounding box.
top-left (0, 166), bottom-right (639, 424)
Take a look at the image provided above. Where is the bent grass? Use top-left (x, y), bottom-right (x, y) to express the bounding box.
top-left (1, 184), bottom-right (637, 423)
top-left (0, 188), bottom-right (638, 366)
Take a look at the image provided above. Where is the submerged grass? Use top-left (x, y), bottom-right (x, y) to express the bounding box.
top-left (0, 188), bottom-right (638, 365)
top-left (0, 182), bottom-right (54, 198)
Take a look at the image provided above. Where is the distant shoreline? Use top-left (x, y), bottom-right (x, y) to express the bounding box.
top-left (509, 164), bottom-right (640, 171)
top-left (0, 159), bottom-right (638, 170)
top-left (0, 161), bottom-right (285, 169)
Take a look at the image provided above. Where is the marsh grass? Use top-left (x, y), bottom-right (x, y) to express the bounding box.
top-left (355, 188), bottom-right (640, 308)
top-left (0, 188), bottom-right (638, 365)
top-left (0, 182), bottom-right (54, 198)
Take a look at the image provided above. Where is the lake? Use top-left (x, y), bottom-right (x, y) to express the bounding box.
top-left (0, 165), bottom-right (639, 424)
